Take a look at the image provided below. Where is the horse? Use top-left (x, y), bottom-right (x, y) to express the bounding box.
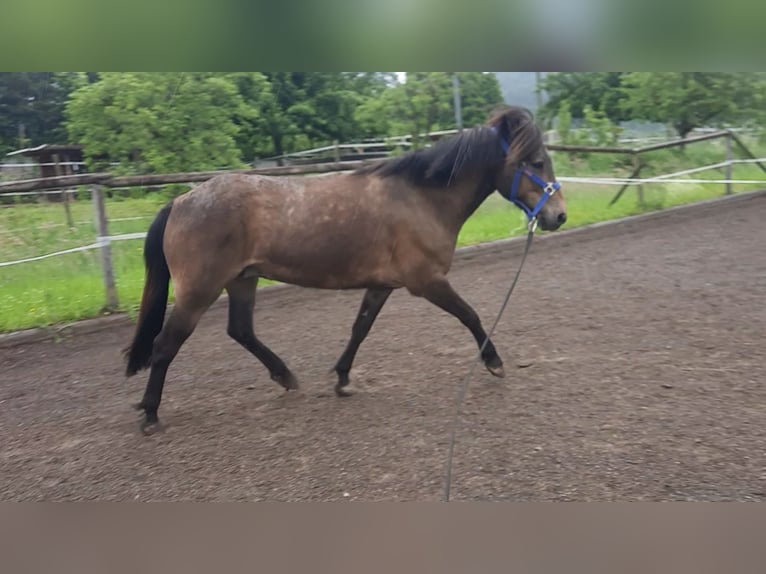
top-left (124, 105), bottom-right (567, 434)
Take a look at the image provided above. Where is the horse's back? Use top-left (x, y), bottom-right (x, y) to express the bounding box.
top-left (163, 171), bottom-right (457, 291)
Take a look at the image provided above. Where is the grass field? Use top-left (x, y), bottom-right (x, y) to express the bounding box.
top-left (2, 141), bottom-right (764, 333)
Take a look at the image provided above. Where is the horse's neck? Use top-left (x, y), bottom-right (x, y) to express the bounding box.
top-left (436, 172), bottom-right (496, 233)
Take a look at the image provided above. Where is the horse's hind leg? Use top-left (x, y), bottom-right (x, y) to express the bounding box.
top-left (225, 276), bottom-right (298, 391)
top-left (334, 288), bottom-right (392, 396)
top-left (411, 277), bottom-right (505, 378)
top-left (136, 302), bottom-right (209, 434)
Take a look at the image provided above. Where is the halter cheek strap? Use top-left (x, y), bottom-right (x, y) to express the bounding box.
top-left (492, 128), bottom-right (561, 223)
top-left (505, 169), bottom-right (561, 220)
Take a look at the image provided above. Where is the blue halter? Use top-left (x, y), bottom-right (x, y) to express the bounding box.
top-left (494, 130), bottom-right (561, 221)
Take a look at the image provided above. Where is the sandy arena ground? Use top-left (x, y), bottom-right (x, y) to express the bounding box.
top-left (1, 192), bottom-right (764, 501)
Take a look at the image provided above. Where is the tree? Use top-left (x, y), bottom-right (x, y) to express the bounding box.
top-left (453, 72), bottom-right (504, 128)
top-left (0, 72), bottom-right (86, 155)
top-left (354, 72), bottom-right (503, 147)
top-left (539, 73), bottom-right (627, 127)
top-left (258, 72), bottom-right (392, 159)
top-left (66, 72), bottom-right (401, 171)
top-left (620, 72), bottom-right (760, 139)
top-left (347, 72), bottom-right (398, 98)
top-left (226, 72), bottom-right (277, 163)
top-left (66, 73), bottom-right (245, 174)
top-left (394, 72), bottom-right (453, 146)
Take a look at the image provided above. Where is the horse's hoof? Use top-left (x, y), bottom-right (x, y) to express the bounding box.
top-left (335, 383), bottom-right (354, 397)
top-left (140, 420), bottom-right (164, 435)
top-left (273, 370), bottom-right (299, 391)
top-left (485, 358), bottom-right (506, 378)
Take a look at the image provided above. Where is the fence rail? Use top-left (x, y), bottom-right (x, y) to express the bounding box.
top-left (0, 161), bottom-right (384, 195)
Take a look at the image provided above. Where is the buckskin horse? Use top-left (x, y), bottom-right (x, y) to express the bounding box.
top-left (124, 105), bottom-right (567, 433)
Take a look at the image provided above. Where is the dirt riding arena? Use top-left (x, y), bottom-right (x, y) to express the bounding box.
top-left (1, 192), bottom-right (765, 501)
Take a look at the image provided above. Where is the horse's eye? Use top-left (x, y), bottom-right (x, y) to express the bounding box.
top-left (531, 161), bottom-right (544, 170)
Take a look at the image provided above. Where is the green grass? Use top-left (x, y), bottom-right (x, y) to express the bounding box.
top-left (2, 143), bottom-right (765, 333)
top-left (458, 171), bottom-right (763, 247)
top-left (1, 193), bottom-right (170, 331)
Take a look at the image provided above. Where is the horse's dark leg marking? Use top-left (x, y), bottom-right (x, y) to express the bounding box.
top-left (136, 305), bottom-right (205, 434)
top-left (225, 277), bottom-right (298, 391)
top-left (334, 287), bottom-right (393, 396)
top-left (416, 278), bottom-right (505, 378)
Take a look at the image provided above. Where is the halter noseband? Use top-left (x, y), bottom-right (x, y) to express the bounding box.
top-left (493, 128), bottom-right (561, 224)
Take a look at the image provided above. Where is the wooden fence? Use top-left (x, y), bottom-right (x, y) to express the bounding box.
top-left (544, 130), bottom-right (766, 206)
top-left (2, 129), bottom-right (765, 313)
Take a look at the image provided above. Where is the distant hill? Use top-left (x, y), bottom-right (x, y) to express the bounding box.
top-left (494, 72), bottom-right (545, 110)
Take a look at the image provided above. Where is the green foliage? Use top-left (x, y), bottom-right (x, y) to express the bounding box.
top-left (66, 73), bottom-right (246, 174)
top-left (391, 72), bottom-right (453, 147)
top-left (6, 72), bottom-right (766, 179)
top-left (454, 72), bottom-right (504, 127)
top-left (226, 72), bottom-right (276, 163)
top-left (542, 72), bottom-right (766, 141)
top-left (0, 72), bottom-right (87, 155)
top-left (355, 74), bottom-right (446, 147)
top-left (257, 72), bottom-right (393, 157)
top-left (540, 73), bottom-right (628, 126)
top-left (7, 72), bottom-right (501, 173)
top-left (555, 100), bottom-right (572, 144)
top-left (580, 105), bottom-right (620, 146)
top-left (354, 72), bottom-right (503, 147)
top-left (555, 101), bottom-right (621, 169)
top-left (620, 72), bottom-right (763, 139)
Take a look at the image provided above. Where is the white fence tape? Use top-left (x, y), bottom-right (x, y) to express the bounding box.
top-left (0, 232), bottom-right (147, 268)
top-left (561, 177), bottom-right (766, 186)
top-left (1, 242), bottom-right (108, 267)
top-left (0, 215), bottom-right (153, 235)
top-left (560, 157), bottom-right (766, 186)
top-left (2, 158), bottom-right (764, 269)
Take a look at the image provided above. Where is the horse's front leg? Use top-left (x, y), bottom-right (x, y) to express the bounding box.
top-left (411, 277), bottom-right (505, 378)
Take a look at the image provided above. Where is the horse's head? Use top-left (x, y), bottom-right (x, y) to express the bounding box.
top-left (488, 106), bottom-right (567, 231)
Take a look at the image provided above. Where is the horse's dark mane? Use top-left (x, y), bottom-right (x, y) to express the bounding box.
top-left (355, 105), bottom-right (543, 187)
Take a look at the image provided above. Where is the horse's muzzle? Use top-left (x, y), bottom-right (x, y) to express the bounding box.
top-left (539, 210), bottom-right (567, 231)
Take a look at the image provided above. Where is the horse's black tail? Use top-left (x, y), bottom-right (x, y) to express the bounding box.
top-left (124, 201), bottom-right (173, 376)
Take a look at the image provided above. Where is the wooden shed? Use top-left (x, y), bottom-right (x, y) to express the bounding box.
top-left (5, 143), bottom-right (85, 179)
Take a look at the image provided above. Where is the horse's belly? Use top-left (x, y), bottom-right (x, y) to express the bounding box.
top-left (256, 260), bottom-right (384, 289)
top-left (256, 254), bottom-right (397, 290)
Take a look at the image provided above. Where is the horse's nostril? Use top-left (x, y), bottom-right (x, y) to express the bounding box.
top-left (557, 212), bottom-right (567, 225)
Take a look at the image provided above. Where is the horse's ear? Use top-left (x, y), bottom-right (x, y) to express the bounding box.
top-left (488, 106), bottom-right (537, 163)
top-left (504, 119), bottom-right (527, 164)
top-left (506, 110), bottom-right (537, 164)
top-left (493, 115), bottom-right (513, 150)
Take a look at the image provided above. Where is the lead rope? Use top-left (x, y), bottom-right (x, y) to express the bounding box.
top-left (443, 218), bottom-right (537, 502)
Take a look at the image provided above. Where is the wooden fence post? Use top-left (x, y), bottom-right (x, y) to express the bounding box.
top-left (91, 185), bottom-right (119, 311)
top-left (729, 132), bottom-right (766, 176)
top-left (608, 155), bottom-right (644, 207)
top-left (333, 140), bottom-right (341, 163)
top-left (724, 132), bottom-right (733, 195)
top-left (633, 153), bottom-right (644, 206)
